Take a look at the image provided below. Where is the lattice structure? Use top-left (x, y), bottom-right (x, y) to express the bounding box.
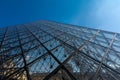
top-left (0, 20), bottom-right (120, 80)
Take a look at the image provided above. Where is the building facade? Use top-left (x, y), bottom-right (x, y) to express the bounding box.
top-left (0, 20), bottom-right (120, 80)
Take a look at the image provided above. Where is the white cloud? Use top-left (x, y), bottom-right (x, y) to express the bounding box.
top-left (26, 55), bottom-right (30, 60)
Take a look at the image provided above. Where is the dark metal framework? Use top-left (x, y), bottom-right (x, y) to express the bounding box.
top-left (0, 20), bottom-right (120, 80)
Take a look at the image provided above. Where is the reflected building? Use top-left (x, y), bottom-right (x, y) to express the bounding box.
top-left (0, 20), bottom-right (120, 80)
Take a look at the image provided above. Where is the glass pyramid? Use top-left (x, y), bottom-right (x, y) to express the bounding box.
top-left (0, 20), bottom-right (120, 80)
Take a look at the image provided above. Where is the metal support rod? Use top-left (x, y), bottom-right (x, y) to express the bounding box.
top-left (41, 26), bottom-right (120, 77)
top-left (1, 21), bottom-right (120, 80)
top-left (16, 27), bottom-right (31, 80)
top-left (0, 27), bottom-right (8, 48)
top-left (40, 27), bottom-right (99, 80)
top-left (90, 33), bottom-right (117, 80)
top-left (40, 27), bottom-right (99, 64)
top-left (0, 27), bottom-right (8, 79)
top-left (40, 24), bottom-right (120, 78)
top-left (6, 39), bottom-right (67, 79)
top-left (24, 25), bottom-right (77, 80)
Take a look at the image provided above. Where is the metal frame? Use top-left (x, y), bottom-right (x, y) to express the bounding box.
top-left (0, 20), bottom-right (120, 80)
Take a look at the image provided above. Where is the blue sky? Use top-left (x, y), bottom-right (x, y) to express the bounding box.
top-left (0, 0), bottom-right (120, 33)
